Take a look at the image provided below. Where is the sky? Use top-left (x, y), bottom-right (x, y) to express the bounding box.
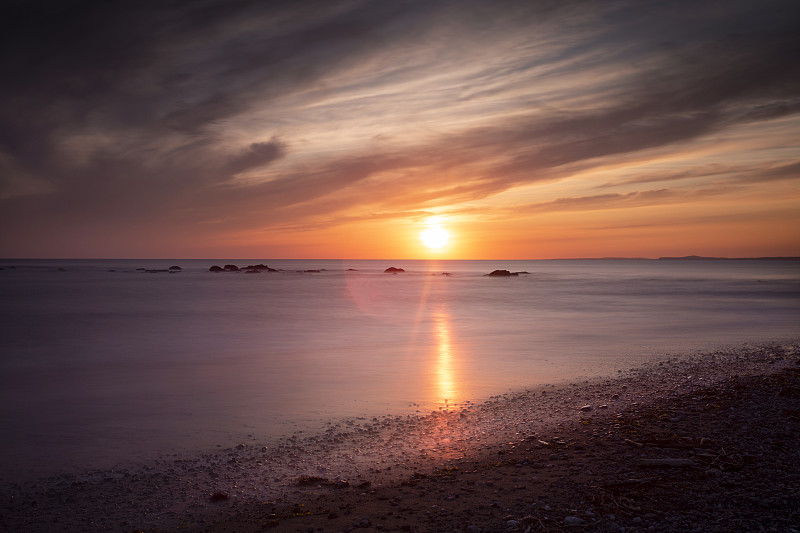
top-left (1, 0), bottom-right (799, 259)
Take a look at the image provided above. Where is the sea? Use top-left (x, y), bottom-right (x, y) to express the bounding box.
top-left (1, 258), bottom-right (798, 481)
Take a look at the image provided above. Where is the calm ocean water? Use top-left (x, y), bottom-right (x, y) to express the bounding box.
top-left (1, 258), bottom-right (798, 479)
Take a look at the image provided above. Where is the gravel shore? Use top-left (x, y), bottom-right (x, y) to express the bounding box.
top-left (2, 341), bottom-right (798, 532)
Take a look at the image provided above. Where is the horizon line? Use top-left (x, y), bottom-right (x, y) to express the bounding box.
top-left (2, 256), bottom-right (799, 262)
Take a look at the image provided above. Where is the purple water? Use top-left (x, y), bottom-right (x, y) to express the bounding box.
top-left (1, 258), bottom-right (798, 480)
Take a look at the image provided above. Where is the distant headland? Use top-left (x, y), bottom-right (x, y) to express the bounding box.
top-left (657, 255), bottom-right (800, 261)
top-left (553, 256), bottom-right (799, 261)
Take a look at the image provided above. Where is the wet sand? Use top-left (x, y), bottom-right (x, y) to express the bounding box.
top-left (2, 341), bottom-right (799, 532)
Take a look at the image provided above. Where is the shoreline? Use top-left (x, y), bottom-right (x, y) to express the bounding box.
top-left (2, 341), bottom-right (798, 532)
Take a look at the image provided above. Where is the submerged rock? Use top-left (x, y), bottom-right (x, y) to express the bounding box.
top-left (169, 265), bottom-right (181, 271)
top-left (209, 265), bottom-right (224, 272)
top-left (384, 267), bottom-right (405, 273)
top-left (223, 264), bottom-right (239, 271)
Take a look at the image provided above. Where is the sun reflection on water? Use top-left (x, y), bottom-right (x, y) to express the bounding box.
top-left (419, 305), bottom-right (472, 461)
top-left (432, 308), bottom-right (458, 405)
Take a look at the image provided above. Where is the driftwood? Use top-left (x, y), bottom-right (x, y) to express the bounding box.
top-left (636, 458), bottom-right (697, 467)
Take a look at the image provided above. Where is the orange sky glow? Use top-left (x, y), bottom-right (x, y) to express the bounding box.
top-left (1, 1), bottom-right (798, 259)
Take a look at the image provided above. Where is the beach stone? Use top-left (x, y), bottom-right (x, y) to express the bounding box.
top-left (466, 526), bottom-right (481, 533)
top-left (564, 516), bottom-right (585, 526)
top-left (580, 405), bottom-right (592, 412)
top-left (209, 491), bottom-right (229, 502)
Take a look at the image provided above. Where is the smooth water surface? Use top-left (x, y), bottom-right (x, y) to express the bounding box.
top-left (1, 258), bottom-right (798, 479)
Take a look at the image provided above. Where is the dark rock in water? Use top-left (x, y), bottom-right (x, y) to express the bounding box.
top-left (223, 264), bottom-right (239, 271)
top-left (304, 269), bottom-right (321, 273)
top-left (209, 265), bottom-right (224, 272)
top-left (169, 265), bottom-right (181, 271)
top-left (385, 267), bottom-right (405, 273)
top-left (244, 264), bottom-right (277, 272)
top-left (346, 268), bottom-right (358, 271)
top-left (57, 267), bottom-right (66, 271)
top-left (145, 269), bottom-right (169, 273)
top-left (244, 269), bottom-right (260, 273)
top-left (136, 268), bottom-right (145, 271)
top-left (107, 269), bottom-right (116, 272)
top-left (487, 269), bottom-right (518, 277)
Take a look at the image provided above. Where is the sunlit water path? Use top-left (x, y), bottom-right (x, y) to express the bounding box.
top-left (1, 258), bottom-right (798, 480)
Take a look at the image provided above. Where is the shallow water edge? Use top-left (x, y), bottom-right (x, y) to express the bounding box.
top-left (1, 340), bottom-right (797, 532)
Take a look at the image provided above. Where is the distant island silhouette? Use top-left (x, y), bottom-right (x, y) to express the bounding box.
top-left (657, 255), bottom-right (799, 260)
top-left (554, 256), bottom-right (799, 261)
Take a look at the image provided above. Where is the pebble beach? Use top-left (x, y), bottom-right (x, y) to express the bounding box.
top-left (2, 341), bottom-right (799, 532)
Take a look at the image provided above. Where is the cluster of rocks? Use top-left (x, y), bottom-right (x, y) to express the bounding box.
top-left (119, 265), bottom-right (533, 277)
top-left (209, 264), bottom-right (277, 273)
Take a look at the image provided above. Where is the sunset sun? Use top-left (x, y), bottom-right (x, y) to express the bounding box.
top-left (420, 225), bottom-right (450, 250)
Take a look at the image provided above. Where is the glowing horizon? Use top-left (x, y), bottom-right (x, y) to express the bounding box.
top-left (1, 1), bottom-right (798, 260)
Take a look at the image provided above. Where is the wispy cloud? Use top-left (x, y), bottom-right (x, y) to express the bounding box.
top-left (0, 0), bottom-right (798, 256)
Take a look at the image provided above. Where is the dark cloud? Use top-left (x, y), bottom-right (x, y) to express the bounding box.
top-left (223, 139), bottom-right (287, 176)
